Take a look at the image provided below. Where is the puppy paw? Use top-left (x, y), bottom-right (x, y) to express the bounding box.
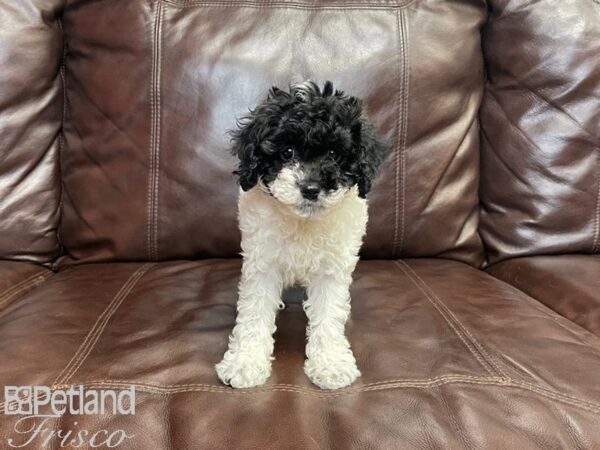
top-left (215, 353), bottom-right (272, 389)
top-left (304, 351), bottom-right (361, 390)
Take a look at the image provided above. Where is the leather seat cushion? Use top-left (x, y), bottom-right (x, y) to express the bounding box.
top-left (1, 259), bottom-right (599, 447)
top-left (487, 255), bottom-right (600, 337)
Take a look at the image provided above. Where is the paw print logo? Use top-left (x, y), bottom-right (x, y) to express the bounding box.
top-left (4, 386), bottom-right (32, 415)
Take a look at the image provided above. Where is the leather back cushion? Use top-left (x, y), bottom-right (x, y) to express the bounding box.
top-left (0, 0), bottom-right (63, 263)
top-left (60, 0), bottom-right (486, 265)
top-left (480, 0), bottom-right (600, 264)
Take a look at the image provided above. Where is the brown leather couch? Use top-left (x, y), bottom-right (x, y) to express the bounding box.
top-left (1, 0), bottom-right (599, 448)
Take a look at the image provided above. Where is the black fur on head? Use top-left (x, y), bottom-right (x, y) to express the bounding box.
top-left (229, 80), bottom-right (391, 199)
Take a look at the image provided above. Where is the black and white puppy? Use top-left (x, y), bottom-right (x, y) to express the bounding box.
top-left (216, 81), bottom-right (390, 389)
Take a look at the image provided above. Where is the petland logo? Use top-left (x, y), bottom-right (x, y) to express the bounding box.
top-left (4, 385), bottom-right (136, 448)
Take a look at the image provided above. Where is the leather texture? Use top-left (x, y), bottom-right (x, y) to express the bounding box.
top-left (0, 261), bottom-right (52, 311)
top-left (59, 0), bottom-right (485, 265)
top-left (480, 0), bottom-right (600, 265)
top-left (488, 255), bottom-right (600, 336)
top-left (1, 259), bottom-right (600, 448)
top-left (1, 0), bottom-right (600, 447)
top-left (0, 0), bottom-right (64, 262)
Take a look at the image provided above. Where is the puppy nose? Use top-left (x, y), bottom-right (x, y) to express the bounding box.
top-left (300, 183), bottom-right (320, 201)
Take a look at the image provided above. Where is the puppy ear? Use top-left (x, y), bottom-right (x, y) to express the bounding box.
top-left (230, 115), bottom-right (264, 191)
top-left (355, 121), bottom-right (391, 198)
top-left (269, 86), bottom-right (290, 100)
top-left (291, 80), bottom-right (320, 102)
top-left (322, 80), bottom-right (334, 97)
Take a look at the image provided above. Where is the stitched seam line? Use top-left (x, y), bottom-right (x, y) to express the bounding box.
top-left (0, 375), bottom-right (494, 410)
top-left (392, 10), bottom-right (401, 258)
top-left (163, 0), bottom-right (415, 10)
top-left (394, 260), bottom-right (498, 376)
top-left (6, 377), bottom-right (599, 416)
top-left (51, 376), bottom-right (506, 396)
top-left (57, 16), bottom-right (68, 258)
top-left (510, 380), bottom-right (600, 414)
top-left (51, 374), bottom-right (498, 392)
top-left (0, 276), bottom-right (49, 308)
top-left (51, 264), bottom-right (154, 386)
top-left (0, 272), bottom-right (52, 308)
top-left (147, 5), bottom-right (156, 261)
top-left (393, 261), bottom-right (501, 377)
top-left (0, 272), bottom-right (47, 303)
top-left (399, 10), bottom-right (408, 257)
top-left (494, 289), bottom-right (600, 354)
top-left (147, 1), bottom-right (164, 261)
top-left (154, 3), bottom-right (164, 261)
top-left (32, 378), bottom-right (600, 414)
top-left (593, 148), bottom-right (600, 253)
top-left (392, 9), bottom-right (408, 257)
top-left (398, 261), bottom-right (509, 378)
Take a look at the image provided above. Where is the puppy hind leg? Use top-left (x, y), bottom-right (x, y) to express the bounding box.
top-left (216, 265), bottom-right (282, 388)
top-left (303, 276), bottom-right (360, 389)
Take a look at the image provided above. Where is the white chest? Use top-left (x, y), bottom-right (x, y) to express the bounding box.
top-left (238, 187), bottom-right (368, 286)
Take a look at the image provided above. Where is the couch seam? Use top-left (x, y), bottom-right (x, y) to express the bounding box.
top-left (59, 21), bottom-right (68, 135)
top-left (147, 1), bottom-right (164, 262)
top-left (6, 375), bottom-right (600, 416)
top-left (0, 374), bottom-right (494, 410)
top-left (154, 2), bottom-right (164, 262)
top-left (438, 382), bottom-right (472, 449)
top-left (392, 8), bottom-right (408, 258)
top-left (51, 375), bottom-right (506, 396)
top-left (51, 264), bottom-right (154, 387)
top-left (593, 147), bottom-right (600, 253)
top-left (0, 272), bottom-right (53, 309)
top-left (509, 380), bottom-right (600, 414)
top-left (492, 288), bottom-right (600, 354)
top-left (393, 260), bottom-right (506, 378)
top-left (0, 272), bottom-right (45, 303)
top-left (400, 9), bottom-right (409, 256)
top-left (392, 9), bottom-right (400, 257)
top-left (162, 0), bottom-right (416, 10)
top-left (53, 374), bottom-right (498, 391)
top-left (42, 378), bottom-right (600, 414)
top-left (146, 2), bottom-right (155, 261)
top-left (399, 260), bottom-right (509, 378)
top-left (56, 15), bottom-right (68, 260)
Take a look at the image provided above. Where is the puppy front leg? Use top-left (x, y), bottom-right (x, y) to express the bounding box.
top-left (216, 265), bottom-right (282, 388)
top-left (304, 275), bottom-right (360, 389)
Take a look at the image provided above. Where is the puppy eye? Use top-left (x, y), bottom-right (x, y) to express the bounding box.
top-left (329, 150), bottom-right (336, 157)
top-left (281, 147), bottom-right (295, 161)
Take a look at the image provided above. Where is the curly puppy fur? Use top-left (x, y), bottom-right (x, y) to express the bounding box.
top-left (216, 81), bottom-right (390, 389)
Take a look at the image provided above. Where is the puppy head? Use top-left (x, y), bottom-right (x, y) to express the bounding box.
top-left (230, 80), bottom-right (390, 218)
